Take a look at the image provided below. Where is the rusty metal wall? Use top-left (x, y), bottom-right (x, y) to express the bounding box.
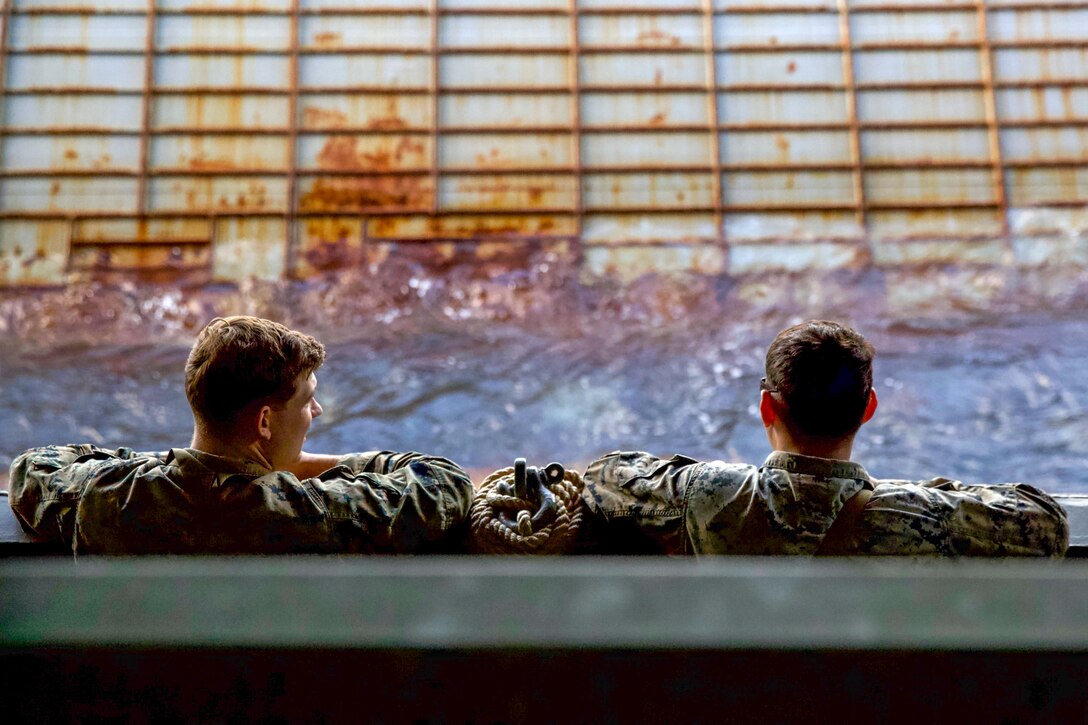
top-left (0, 0), bottom-right (1086, 285)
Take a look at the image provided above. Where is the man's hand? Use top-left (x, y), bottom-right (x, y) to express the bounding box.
top-left (285, 452), bottom-right (343, 480)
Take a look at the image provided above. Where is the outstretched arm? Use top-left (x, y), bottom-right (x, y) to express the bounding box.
top-left (305, 450), bottom-right (475, 553)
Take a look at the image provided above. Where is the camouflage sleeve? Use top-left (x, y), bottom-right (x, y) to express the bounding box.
top-left (863, 477), bottom-right (1070, 557)
top-left (304, 451), bottom-right (474, 553)
top-left (580, 450), bottom-right (700, 554)
top-left (8, 445), bottom-right (143, 544)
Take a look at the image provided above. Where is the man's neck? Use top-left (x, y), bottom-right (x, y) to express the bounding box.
top-left (190, 430), bottom-right (273, 471)
top-left (771, 428), bottom-right (856, 462)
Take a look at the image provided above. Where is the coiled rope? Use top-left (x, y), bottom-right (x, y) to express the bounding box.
top-left (470, 462), bottom-right (585, 555)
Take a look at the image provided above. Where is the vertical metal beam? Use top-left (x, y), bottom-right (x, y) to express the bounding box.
top-left (429, 0), bottom-right (439, 220)
top-left (837, 0), bottom-right (868, 254)
top-left (0, 0), bottom-right (13, 221)
top-left (702, 0), bottom-right (724, 250)
top-left (975, 0), bottom-right (1012, 250)
top-left (137, 0), bottom-right (155, 216)
top-left (285, 0), bottom-right (302, 276)
top-left (568, 0), bottom-right (583, 248)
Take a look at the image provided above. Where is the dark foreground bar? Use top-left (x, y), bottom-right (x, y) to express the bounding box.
top-left (2, 556), bottom-right (1088, 723)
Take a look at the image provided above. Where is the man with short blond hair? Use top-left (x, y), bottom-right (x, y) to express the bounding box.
top-left (582, 320), bottom-right (1069, 556)
top-left (9, 316), bottom-right (474, 554)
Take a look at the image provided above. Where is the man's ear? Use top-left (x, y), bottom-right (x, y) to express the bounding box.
top-left (759, 389), bottom-right (776, 428)
top-left (860, 388), bottom-right (878, 425)
top-left (256, 404), bottom-right (274, 441)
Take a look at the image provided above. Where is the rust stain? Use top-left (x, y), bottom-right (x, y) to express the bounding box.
top-left (303, 106), bottom-right (350, 129)
top-left (315, 135), bottom-right (425, 171)
top-left (189, 156), bottom-right (238, 171)
top-left (786, 61), bottom-right (797, 74)
top-left (63, 149), bottom-right (79, 160)
top-left (368, 115), bottom-right (408, 130)
top-left (775, 134), bottom-right (791, 161)
top-left (49, 181), bottom-right (61, 196)
top-left (636, 30), bottom-right (681, 47)
top-left (313, 31), bottom-right (342, 48)
top-left (303, 219), bottom-right (358, 272)
top-left (654, 68), bottom-right (664, 85)
top-left (299, 136), bottom-right (430, 212)
top-left (647, 112), bottom-right (667, 127)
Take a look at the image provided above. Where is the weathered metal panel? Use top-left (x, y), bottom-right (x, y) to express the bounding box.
top-left (0, 220), bottom-right (69, 286)
top-left (718, 91), bottom-right (848, 124)
top-left (3, 0), bottom-right (1088, 286)
top-left (300, 54), bottom-right (430, 90)
top-left (868, 209), bottom-right (1004, 239)
top-left (153, 95), bottom-right (290, 130)
top-left (1, 178), bottom-right (139, 213)
top-left (857, 89), bottom-right (984, 123)
top-left (6, 94), bottom-right (144, 131)
top-left (439, 133), bottom-right (572, 169)
top-left (580, 12), bottom-right (704, 48)
top-left (7, 54), bottom-right (145, 91)
top-left (851, 11), bottom-right (978, 44)
top-left (439, 175), bottom-right (576, 211)
top-left (721, 131), bottom-right (852, 165)
top-left (583, 132), bottom-right (710, 166)
top-left (299, 134), bottom-right (430, 171)
top-left (157, 15), bottom-right (292, 52)
top-left (69, 243), bottom-right (212, 275)
top-left (1007, 168), bottom-right (1088, 206)
top-left (441, 94), bottom-right (571, 128)
top-left (583, 244), bottom-right (725, 282)
top-left (300, 15), bottom-right (429, 51)
top-left (156, 55), bottom-right (289, 89)
top-left (994, 48), bottom-right (1088, 82)
top-left (10, 14), bottom-right (146, 51)
top-left (14, 0), bottom-right (144, 10)
top-left (366, 214), bottom-right (575, 240)
top-left (442, 55), bottom-right (570, 88)
top-left (714, 11), bottom-right (839, 46)
top-left (731, 241), bottom-right (865, 273)
top-left (717, 51), bottom-right (843, 86)
top-left (582, 213), bottom-right (717, 244)
top-left (583, 92), bottom-right (707, 126)
top-left (147, 176), bottom-right (287, 213)
top-left (584, 53), bottom-right (706, 87)
top-left (158, 0), bottom-right (290, 10)
top-left (75, 218), bottom-right (213, 243)
top-left (861, 129), bottom-right (991, 164)
top-left (989, 7), bottom-right (1088, 43)
top-left (725, 171), bottom-right (856, 206)
top-left (150, 135), bottom-right (289, 172)
top-left (725, 211), bottom-right (861, 241)
top-left (866, 169), bottom-right (997, 205)
top-left (2, 135), bottom-right (140, 172)
top-left (1002, 128), bottom-right (1088, 162)
top-left (212, 217), bottom-right (286, 282)
top-left (995, 88), bottom-right (1088, 122)
top-left (584, 172), bottom-right (714, 209)
top-left (853, 50), bottom-right (982, 84)
top-left (442, 15), bottom-right (569, 48)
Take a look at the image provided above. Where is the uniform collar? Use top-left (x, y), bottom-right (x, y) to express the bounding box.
top-left (171, 448), bottom-right (271, 478)
top-left (761, 450), bottom-right (871, 482)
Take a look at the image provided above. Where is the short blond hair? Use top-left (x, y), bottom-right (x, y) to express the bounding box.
top-left (185, 316), bottom-right (326, 434)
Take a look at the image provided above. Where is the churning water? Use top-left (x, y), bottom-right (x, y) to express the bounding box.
top-left (2, 259), bottom-right (1088, 492)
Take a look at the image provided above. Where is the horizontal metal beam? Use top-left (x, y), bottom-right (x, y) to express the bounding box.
top-left (2, 556), bottom-right (1087, 650)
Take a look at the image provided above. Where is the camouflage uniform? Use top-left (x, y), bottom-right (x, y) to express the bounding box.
top-left (8, 445), bottom-right (473, 554)
top-left (581, 450), bottom-right (1069, 556)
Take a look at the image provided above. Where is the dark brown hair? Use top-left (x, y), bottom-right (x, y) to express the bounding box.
top-left (764, 320), bottom-right (875, 439)
top-left (185, 316), bottom-right (326, 434)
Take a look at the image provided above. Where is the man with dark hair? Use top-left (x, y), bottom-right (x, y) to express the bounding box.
top-left (581, 320), bottom-right (1068, 556)
top-left (9, 316), bottom-right (474, 554)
